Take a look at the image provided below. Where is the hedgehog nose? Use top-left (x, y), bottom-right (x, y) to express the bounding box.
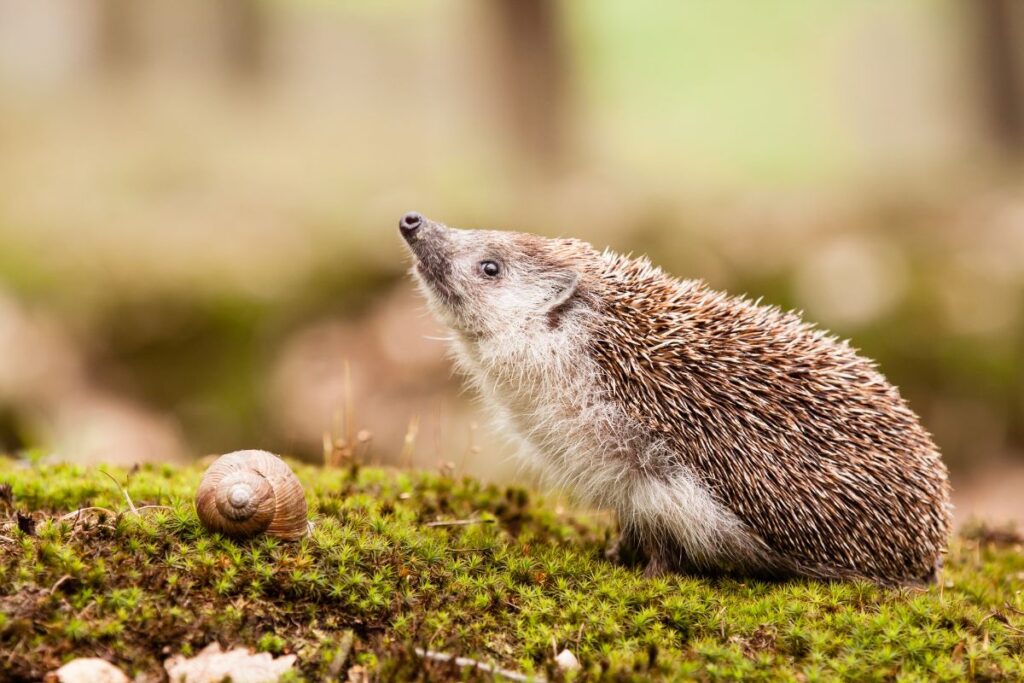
top-left (399, 212), bottom-right (423, 239)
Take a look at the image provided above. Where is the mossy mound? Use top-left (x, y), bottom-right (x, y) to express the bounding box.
top-left (1, 457), bottom-right (1023, 682)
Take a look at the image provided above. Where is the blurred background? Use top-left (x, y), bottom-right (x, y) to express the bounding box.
top-left (0, 0), bottom-right (1022, 524)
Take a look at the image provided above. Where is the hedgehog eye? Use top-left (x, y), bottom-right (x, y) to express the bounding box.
top-left (478, 260), bottom-right (502, 278)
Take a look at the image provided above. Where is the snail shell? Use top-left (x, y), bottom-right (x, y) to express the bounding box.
top-left (195, 450), bottom-right (308, 540)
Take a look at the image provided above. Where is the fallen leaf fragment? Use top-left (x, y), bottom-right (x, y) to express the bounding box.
top-left (164, 642), bottom-right (297, 683)
top-left (51, 658), bottom-right (129, 683)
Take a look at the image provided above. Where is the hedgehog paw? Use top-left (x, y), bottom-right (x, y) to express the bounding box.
top-left (643, 554), bottom-right (670, 579)
top-left (605, 532), bottom-right (644, 568)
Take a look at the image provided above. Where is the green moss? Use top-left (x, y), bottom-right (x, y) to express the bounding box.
top-left (1, 457), bottom-right (1022, 681)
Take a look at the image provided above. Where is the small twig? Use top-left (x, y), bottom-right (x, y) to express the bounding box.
top-left (977, 612), bottom-right (1000, 629)
top-left (135, 505), bottom-right (173, 513)
top-left (60, 507), bottom-right (118, 521)
top-left (56, 503), bottom-right (167, 538)
top-left (76, 602), bottom-right (97, 621)
top-left (68, 507), bottom-right (84, 534)
top-left (327, 630), bottom-right (355, 680)
top-left (414, 648), bottom-right (541, 682)
top-left (99, 470), bottom-right (137, 515)
top-left (49, 575), bottom-right (71, 595)
top-left (425, 518), bottom-right (496, 528)
top-left (400, 415), bottom-right (420, 469)
top-left (0, 534), bottom-right (14, 544)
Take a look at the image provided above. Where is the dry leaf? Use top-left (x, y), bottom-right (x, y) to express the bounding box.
top-left (51, 658), bottom-right (129, 683)
top-left (164, 642), bottom-right (296, 683)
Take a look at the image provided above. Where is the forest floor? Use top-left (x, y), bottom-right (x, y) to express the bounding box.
top-left (1, 456), bottom-right (1023, 682)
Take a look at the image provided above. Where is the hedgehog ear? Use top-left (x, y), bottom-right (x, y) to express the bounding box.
top-left (545, 271), bottom-right (579, 328)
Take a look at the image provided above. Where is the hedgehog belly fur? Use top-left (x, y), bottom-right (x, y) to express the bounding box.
top-left (451, 323), bottom-right (767, 572)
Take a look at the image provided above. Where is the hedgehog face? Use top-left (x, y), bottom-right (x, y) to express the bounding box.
top-left (399, 213), bottom-right (584, 343)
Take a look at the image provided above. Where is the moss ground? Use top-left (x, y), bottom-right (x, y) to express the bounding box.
top-left (1, 457), bottom-right (1023, 682)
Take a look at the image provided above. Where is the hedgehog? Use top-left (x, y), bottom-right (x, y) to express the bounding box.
top-left (398, 211), bottom-right (952, 585)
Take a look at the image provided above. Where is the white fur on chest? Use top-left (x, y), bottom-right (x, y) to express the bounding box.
top-left (452, 331), bottom-right (764, 570)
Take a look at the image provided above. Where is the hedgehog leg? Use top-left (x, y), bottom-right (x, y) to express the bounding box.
top-left (642, 535), bottom-right (694, 579)
top-left (608, 524), bottom-right (695, 578)
top-left (606, 532), bottom-right (671, 578)
top-left (643, 553), bottom-right (671, 579)
top-left (605, 527), bottom-right (645, 568)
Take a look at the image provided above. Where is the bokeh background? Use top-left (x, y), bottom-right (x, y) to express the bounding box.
top-left (1, 0), bottom-right (1022, 524)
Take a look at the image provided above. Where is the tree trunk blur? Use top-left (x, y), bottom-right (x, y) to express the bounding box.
top-left (95, 0), bottom-right (137, 75)
top-left (487, 0), bottom-right (569, 171)
top-left (972, 0), bottom-right (1024, 158)
top-left (220, 0), bottom-right (267, 82)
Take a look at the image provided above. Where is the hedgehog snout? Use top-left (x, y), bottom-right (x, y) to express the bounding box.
top-left (399, 211), bottom-right (423, 239)
top-left (400, 213), bottom-right (465, 308)
top-left (399, 212), bottom-right (449, 262)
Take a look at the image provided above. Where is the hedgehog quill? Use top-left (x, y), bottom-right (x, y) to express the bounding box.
top-left (399, 212), bottom-right (951, 585)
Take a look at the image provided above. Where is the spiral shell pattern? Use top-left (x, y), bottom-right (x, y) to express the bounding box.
top-left (195, 450), bottom-right (308, 540)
